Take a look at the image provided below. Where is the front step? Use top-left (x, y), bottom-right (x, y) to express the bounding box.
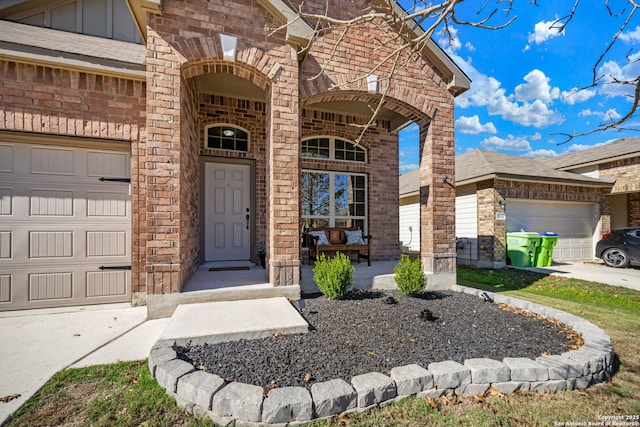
top-left (146, 284), bottom-right (301, 319)
top-left (157, 297), bottom-right (309, 346)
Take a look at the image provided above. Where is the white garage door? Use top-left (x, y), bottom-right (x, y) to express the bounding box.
top-left (506, 200), bottom-right (598, 262)
top-left (0, 142), bottom-right (131, 311)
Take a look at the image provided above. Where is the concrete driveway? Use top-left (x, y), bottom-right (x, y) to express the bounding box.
top-left (527, 261), bottom-right (640, 291)
top-left (0, 305), bottom-right (169, 426)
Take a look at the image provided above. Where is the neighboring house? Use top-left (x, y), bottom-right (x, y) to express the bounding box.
top-left (544, 137), bottom-right (640, 230)
top-left (399, 170), bottom-right (420, 253)
top-left (0, 0), bottom-right (470, 312)
top-left (400, 147), bottom-right (618, 269)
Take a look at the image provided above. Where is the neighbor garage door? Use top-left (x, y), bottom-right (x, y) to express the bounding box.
top-left (0, 141), bottom-right (131, 311)
top-left (506, 200), bottom-right (598, 262)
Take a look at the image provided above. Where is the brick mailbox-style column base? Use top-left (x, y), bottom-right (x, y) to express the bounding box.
top-left (271, 259), bottom-right (301, 287)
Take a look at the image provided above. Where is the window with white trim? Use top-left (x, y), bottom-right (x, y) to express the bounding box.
top-left (302, 137), bottom-right (366, 162)
top-left (206, 125), bottom-right (249, 152)
top-left (301, 170), bottom-right (367, 236)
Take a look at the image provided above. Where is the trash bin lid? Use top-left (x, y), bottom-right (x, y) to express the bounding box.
top-left (537, 232), bottom-right (558, 236)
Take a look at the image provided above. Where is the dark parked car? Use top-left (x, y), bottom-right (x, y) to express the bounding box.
top-left (595, 227), bottom-right (640, 268)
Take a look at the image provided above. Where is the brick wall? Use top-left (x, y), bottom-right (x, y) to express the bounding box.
top-left (180, 76), bottom-right (200, 285)
top-left (0, 60), bottom-right (145, 140)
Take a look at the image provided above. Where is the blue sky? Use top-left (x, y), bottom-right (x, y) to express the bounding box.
top-left (398, 0), bottom-right (640, 173)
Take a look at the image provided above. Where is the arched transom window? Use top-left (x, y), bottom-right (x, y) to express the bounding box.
top-left (206, 125), bottom-right (249, 152)
top-left (302, 137), bottom-right (366, 163)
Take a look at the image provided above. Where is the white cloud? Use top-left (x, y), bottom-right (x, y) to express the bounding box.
top-left (527, 18), bottom-right (564, 45)
top-left (561, 87), bottom-right (597, 105)
top-left (523, 149), bottom-right (558, 158)
top-left (399, 163), bottom-right (418, 173)
top-left (480, 135), bottom-right (531, 152)
top-left (530, 132), bottom-right (542, 141)
top-left (620, 25), bottom-right (640, 44)
top-left (437, 26), bottom-right (461, 54)
top-left (561, 143), bottom-right (600, 154)
top-left (514, 69), bottom-right (561, 104)
top-left (578, 108), bottom-right (622, 120)
top-left (453, 59), bottom-right (564, 128)
top-left (464, 41), bottom-right (475, 52)
top-left (455, 115), bottom-right (497, 134)
top-left (597, 57), bottom-right (640, 98)
top-left (488, 97), bottom-right (565, 128)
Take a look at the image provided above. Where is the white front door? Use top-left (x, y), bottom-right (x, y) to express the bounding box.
top-left (205, 163), bottom-right (251, 261)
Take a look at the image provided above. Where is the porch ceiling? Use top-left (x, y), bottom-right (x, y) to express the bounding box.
top-left (303, 92), bottom-right (427, 132)
top-left (196, 73), bottom-right (268, 101)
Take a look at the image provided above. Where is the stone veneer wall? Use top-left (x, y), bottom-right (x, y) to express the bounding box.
top-left (148, 285), bottom-right (614, 426)
top-left (598, 157), bottom-right (640, 227)
top-left (630, 194), bottom-right (640, 227)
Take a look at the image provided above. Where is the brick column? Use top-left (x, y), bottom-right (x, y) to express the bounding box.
top-left (266, 46), bottom-right (300, 287)
top-left (419, 111), bottom-right (456, 290)
top-left (477, 183), bottom-right (507, 268)
top-left (140, 29), bottom-right (185, 295)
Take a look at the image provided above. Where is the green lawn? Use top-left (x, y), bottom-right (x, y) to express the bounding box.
top-left (7, 266), bottom-right (640, 426)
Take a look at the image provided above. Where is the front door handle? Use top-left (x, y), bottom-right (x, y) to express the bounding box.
top-left (246, 208), bottom-right (250, 230)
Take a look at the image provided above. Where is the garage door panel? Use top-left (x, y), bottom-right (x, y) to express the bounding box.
top-left (0, 142), bottom-right (131, 311)
top-left (30, 189), bottom-right (74, 216)
top-left (86, 231), bottom-right (127, 257)
top-left (0, 144), bottom-right (13, 172)
top-left (87, 191), bottom-right (128, 217)
top-left (87, 151), bottom-right (130, 178)
top-left (0, 231), bottom-right (10, 259)
top-left (0, 188), bottom-right (12, 214)
top-left (87, 271), bottom-right (129, 297)
top-left (0, 275), bottom-right (10, 303)
top-left (31, 146), bottom-right (74, 176)
top-left (29, 272), bottom-right (74, 301)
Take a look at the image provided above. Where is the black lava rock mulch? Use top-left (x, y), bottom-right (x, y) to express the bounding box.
top-left (178, 290), bottom-right (573, 390)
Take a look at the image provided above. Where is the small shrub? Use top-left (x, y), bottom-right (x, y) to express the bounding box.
top-left (394, 256), bottom-right (426, 296)
top-left (313, 252), bottom-right (354, 300)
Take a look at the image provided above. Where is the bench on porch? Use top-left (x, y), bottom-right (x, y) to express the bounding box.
top-left (307, 227), bottom-right (372, 266)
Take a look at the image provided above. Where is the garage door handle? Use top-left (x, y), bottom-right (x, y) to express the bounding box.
top-left (99, 266), bottom-right (132, 270)
top-left (99, 177), bottom-right (131, 183)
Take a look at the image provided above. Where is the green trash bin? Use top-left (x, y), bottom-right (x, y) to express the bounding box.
top-left (535, 232), bottom-right (558, 267)
top-left (506, 232), bottom-right (541, 267)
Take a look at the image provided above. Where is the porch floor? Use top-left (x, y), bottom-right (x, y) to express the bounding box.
top-left (184, 260), bottom-right (398, 294)
top-left (147, 260), bottom-right (398, 319)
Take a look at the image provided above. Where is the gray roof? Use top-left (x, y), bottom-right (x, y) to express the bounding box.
top-left (399, 169), bottom-right (420, 196)
top-left (543, 137), bottom-right (640, 170)
top-left (455, 149), bottom-right (613, 186)
top-left (0, 20), bottom-right (145, 77)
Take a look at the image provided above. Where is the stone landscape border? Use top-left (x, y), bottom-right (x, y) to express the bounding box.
top-left (148, 284), bottom-right (614, 426)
